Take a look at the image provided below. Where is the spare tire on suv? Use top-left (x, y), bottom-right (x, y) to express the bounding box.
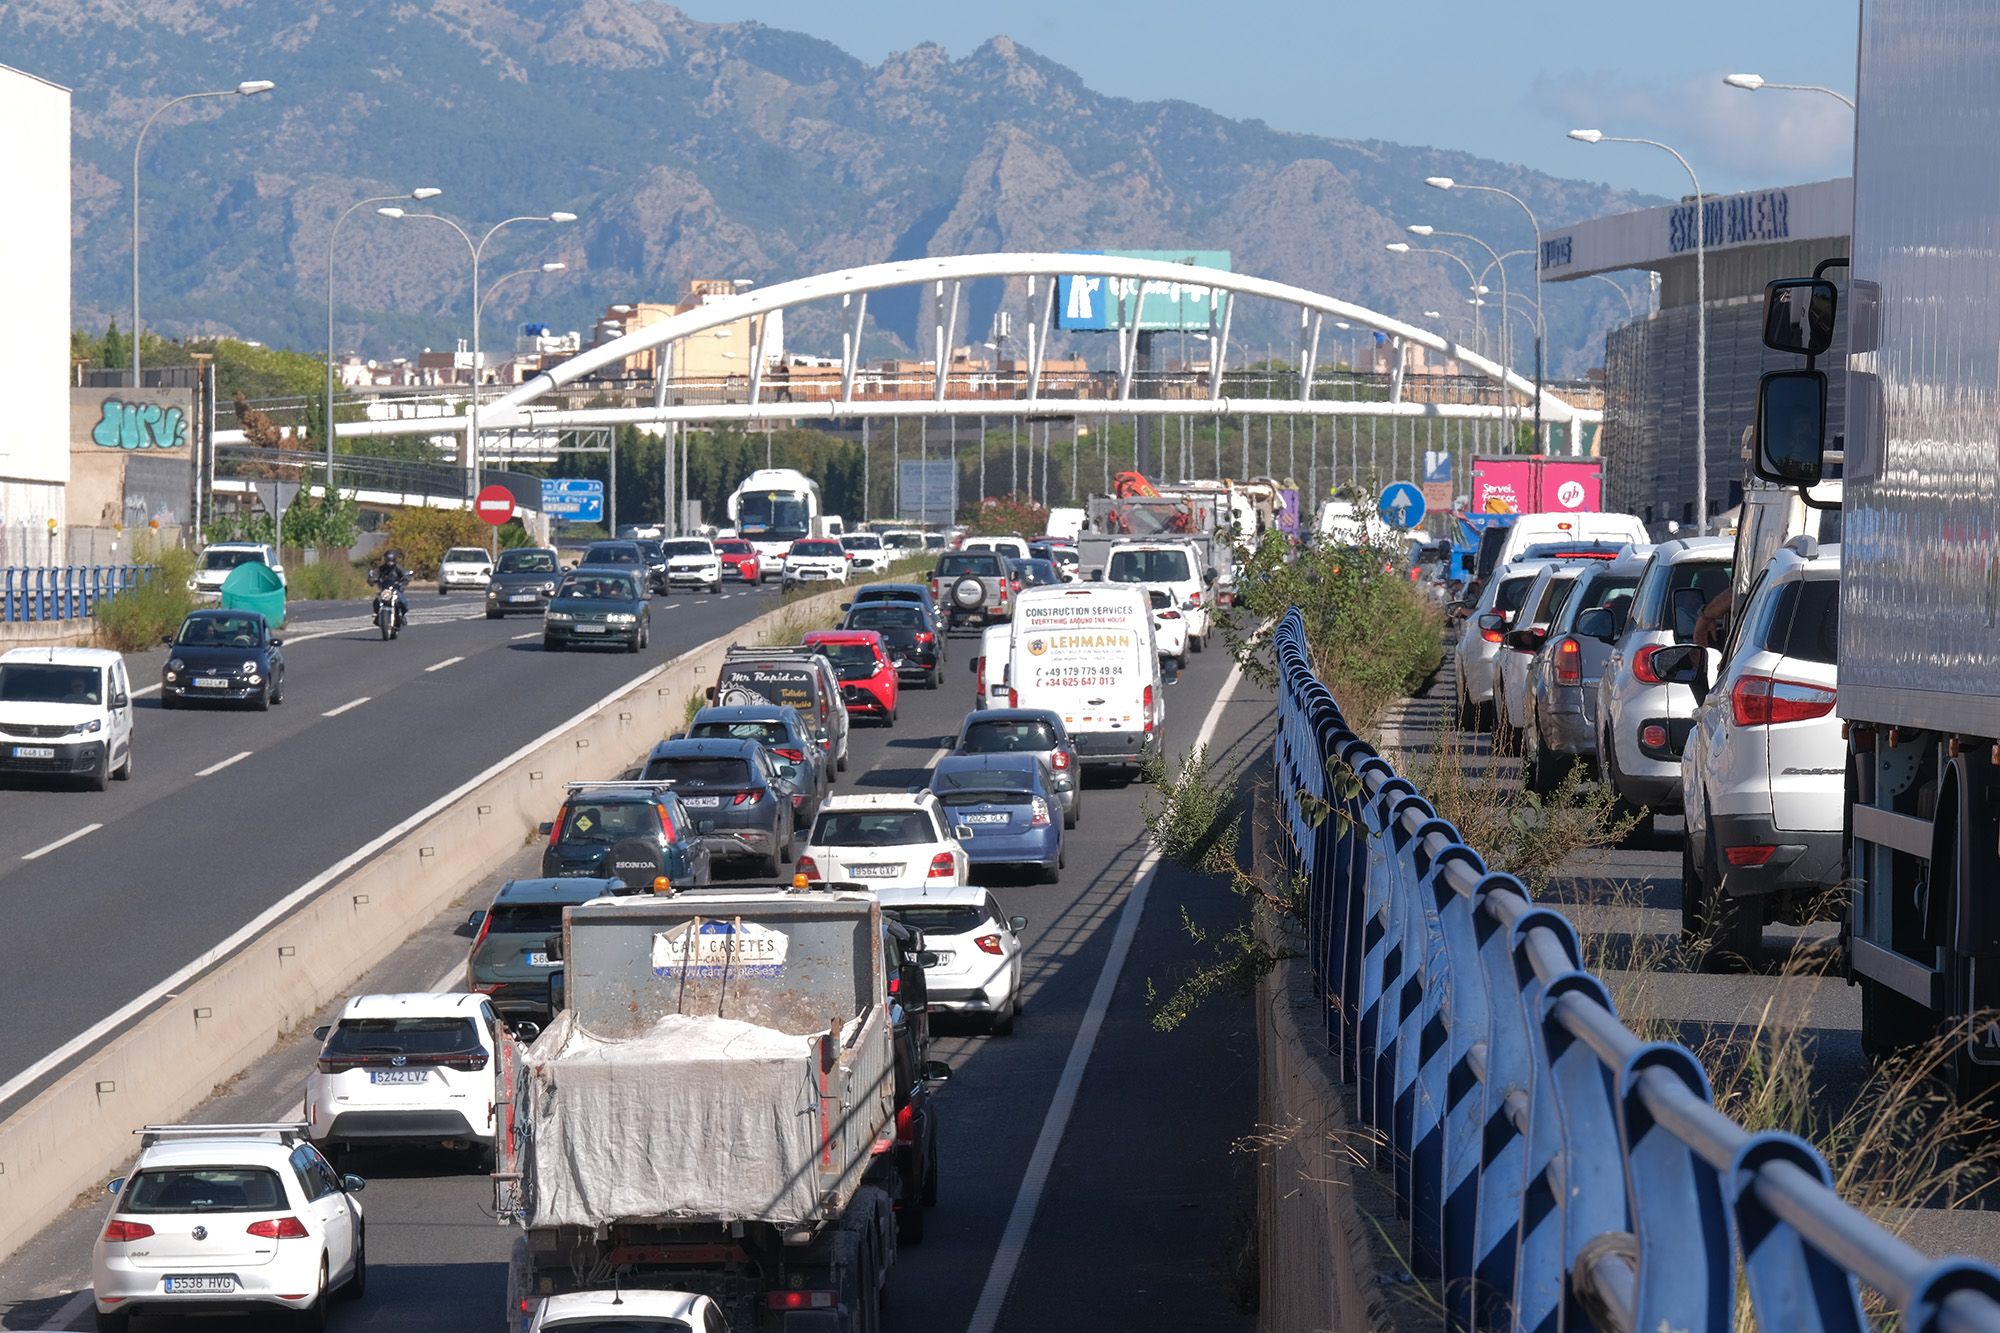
top-left (951, 575), bottom-right (986, 611)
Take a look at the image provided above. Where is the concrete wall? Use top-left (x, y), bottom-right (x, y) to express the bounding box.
top-left (69, 387), bottom-right (198, 529)
top-left (0, 65), bottom-right (72, 563)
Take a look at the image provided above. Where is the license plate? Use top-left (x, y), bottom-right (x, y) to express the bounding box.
top-left (684, 796), bottom-right (721, 809)
top-left (192, 678), bottom-right (230, 689)
top-left (575, 623), bottom-right (607, 633)
top-left (10, 746), bottom-right (53, 759)
top-left (165, 1275), bottom-right (236, 1294)
top-left (526, 951), bottom-right (552, 966)
top-left (964, 812), bottom-right (1008, 825)
top-left (508, 594), bottom-right (534, 603)
top-left (848, 864), bottom-right (901, 878)
top-left (368, 1068), bottom-right (429, 1085)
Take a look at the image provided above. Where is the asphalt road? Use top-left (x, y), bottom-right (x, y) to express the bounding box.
top-left (0, 584), bottom-right (781, 1100)
top-left (0, 617), bottom-right (1269, 1332)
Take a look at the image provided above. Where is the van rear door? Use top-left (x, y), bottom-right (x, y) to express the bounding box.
top-left (1009, 588), bottom-right (1150, 736)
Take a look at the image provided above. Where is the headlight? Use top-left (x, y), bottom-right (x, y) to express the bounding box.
top-left (607, 613), bottom-right (637, 624)
top-left (167, 658), bottom-right (185, 672)
top-left (244, 673), bottom-right (261, 684)
top-left (546, 611), bottom-right (573, 623)
top-left (70, 718), bottom-right (103, 735)
top-left (185, 579), bottom-right (199, 592)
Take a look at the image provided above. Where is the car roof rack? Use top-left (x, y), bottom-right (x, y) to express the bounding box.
top-left (564, 779), bottom-right (675, 793)
top-left (139, 1122), bottom-right (310, 1148)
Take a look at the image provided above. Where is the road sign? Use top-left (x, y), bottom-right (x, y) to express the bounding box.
top-left (475, 484), bottom-right (516, 527)
top-left (1056, 250), bottom-right (1232, 332)
top-left (1378, 482), bottom-right (1426, 531)
top-left (898, 460), bottom-right (958, 522)
top-left (541, 477), bottom-right (605, 523)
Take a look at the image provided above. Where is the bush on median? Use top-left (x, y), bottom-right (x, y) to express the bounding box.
top-left (93, 545), bottom-right (197, 651)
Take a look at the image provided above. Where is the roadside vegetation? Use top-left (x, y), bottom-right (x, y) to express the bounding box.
top-left (93, 544), bottom-right (196, 651)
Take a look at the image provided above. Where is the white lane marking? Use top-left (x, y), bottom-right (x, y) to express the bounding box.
top-left (964, 660), bottom-right (1247, 1333)
top-left (512, 632), bottom-right (539, 641)
top-left (21, 823), bottom-right (104, 863)
top-left (425, 656), bottom-right (465, 673)
top-left (40, 1289), bottom-right (91, 1330)
top-left (195, 750), bottom-right (253, 778)
top-left (320, 696), bottom-right (371, 718)
top-left (132, 683), bottom-right (161, 698)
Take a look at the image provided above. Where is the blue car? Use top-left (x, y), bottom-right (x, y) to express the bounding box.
top-left (929, 753), bottom-right (1064, 883)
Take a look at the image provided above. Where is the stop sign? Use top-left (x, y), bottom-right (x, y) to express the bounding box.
top-left (474, 484), bottom-right (515, 527)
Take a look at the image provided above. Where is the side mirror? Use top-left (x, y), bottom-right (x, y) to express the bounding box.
top-left (921, 1060), bottom-right (953, 1083)
top-left (953, 824), bottom-right (975, 840)
top-left (341, 1174), bottom-right (367, 1193)
top-left (970, 656), bottom-right (981, 676)
top-left (107, 1177), bottom-right (126, 1196)
top-left (466, 909), bottom-right (486, 930)
top-left (704, 686), bottom-right (717, 702)
top-left (536, 822), bottom-right (554, 838)
top-left (312, 1024), bottom-right (331, 1042)
top-left (1088, 568), bottom-right (1104, 581)
top-left (1761, 277), bottom-right (1838, 356)
top-left (1008, 915), bottom-right (1028, 932)
top-left (1505, 627), bottom-right (1546, 653)
top-left (1205, 567), bottom-right (1219, 584)
top-left (160, 634), bottom-right (175, 646)
top-left (1753, 368), bottom-right (1829, 487)
top-left (542, 933), bottom-right (564, 962)
top-left (1181, 598), bottom-right (1197, 611)
top-left (839, 602), bottom-right (851, 611)
top-left (269, 637), bottom-right (283, 647)
top-left (1646, 643), bottom-right (1707, 690)
top-left (110, 693), bottom-right (129, 709)
top-left (509, 1020), bottom-right (542, 1043)
top-left (1476, 611), bottom-right (1508, 633)
top-left (1574, 606), bottom-right (1617, 643)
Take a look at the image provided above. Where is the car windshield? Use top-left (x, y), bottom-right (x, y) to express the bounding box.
top-left (322, 1016), bottom-right (481, 1058)
top-left (848, 607), bottom-right (923, 631)
top-left (888, 905), bottom-right (989, 935)
top-left (176, 616), bottom-right (263, 647)
top-left (0, 663), bottom-right (102, 705)
top-left (122, 1167), bottom-right (288, 1214)
top-left (558, 576), bottom-right (635, 600)
top-left (443, 548), bottom-right (487, 564)
top-left (199, 549), bottom-right (263, 571)
top-left (689, 721), bottom-right (790, 746)
top-left (960, 720), bottom-right (1058, 752)
top-left (1108, 548), bottom-right (1193, 583)
top-left (810, 810), bottom-right (935, 846)
top-left (583, 545), bottom-right (640, 564)
top-left (737, 493), bottom-right (811, 540)
top-left (559, 800), bottom-right (660, 843)
top-left (663, 541), bottom-right (711, 558)
top-left (937, 553), bottom-right (1002, 578)
top-left (883, 532), bottom-right (922, 550)
top-left (497, 551), bottom-right (557, 574)
top-left (814, 643), bottom-right (880, 677)
top-left (641, 757), bottom-right (752, 787)
top-left (792, 541), bottom-right (842, 556)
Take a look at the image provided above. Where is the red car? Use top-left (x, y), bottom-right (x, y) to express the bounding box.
top-left (802, 629), bottom-right (900, 724)
top-left (715, 538), bottom-right (761, 583)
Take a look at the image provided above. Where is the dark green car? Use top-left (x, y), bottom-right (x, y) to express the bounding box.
top-left (465, 877), bottom-right (625, 1022)
top-left (543, 567), bottom-right (651, 652)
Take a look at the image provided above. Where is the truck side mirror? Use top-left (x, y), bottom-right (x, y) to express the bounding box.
top-left (1761, 277), bottom-right (1838, 356)
top-left (1753, 369), bottom-right (1829, 487)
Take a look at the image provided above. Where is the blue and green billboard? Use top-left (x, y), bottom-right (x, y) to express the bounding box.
top-left (1056, 250), bottom-right (1232, 332)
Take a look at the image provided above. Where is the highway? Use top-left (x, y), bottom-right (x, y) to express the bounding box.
top-left (0, 587), bottom-right (782, 1104)
top-left (0, 612), bottom-right (1269, 1332)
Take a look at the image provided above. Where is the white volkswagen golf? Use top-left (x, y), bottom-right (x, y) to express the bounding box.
top-left (92, 1123), bottom-right (366, 1331)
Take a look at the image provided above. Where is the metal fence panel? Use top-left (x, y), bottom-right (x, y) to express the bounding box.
top-left (0, 565), bottom-right (153, 623)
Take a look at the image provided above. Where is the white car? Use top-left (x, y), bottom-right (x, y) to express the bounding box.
top-left (1147, 588), bottom-right (1190, 666)
top-left (841, 532), bottom-right (894, 574)
top-left (1453, 561), bottom-right (1554, 729)
top-left (661, 537), bottom-right (724, 594)
top-left (188, 542), bottom-right (284, 604)
top-left (961, 535), bottom-right (1031, 561)
top-left (92, 1123), bottom-right (365, 1331)
top-left (881, 529), bottom-right (925, 556)
top-left (303, 992), bottom-right (511, 1168)
top-left (781, 537), bottom-right (852, 588)
top-left (880, 885), bottom-right (1027, 1035)
top-left (798, 792), bottom-right (969, 888)
top-left (1105, 540), bottom-right (1213, 650)
top-left (1678, 539), bottom-right (1843, 966)
top-left (437, 546), bottom-right (494, 594)
top-left (528, 1289), bottom-right (728, 1331)
top-left (0, 646), bottom-right (135, 790)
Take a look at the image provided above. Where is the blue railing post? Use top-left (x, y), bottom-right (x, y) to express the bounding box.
top-left (1618, 1045), bottom-right (1734, 1330)
top-left (1729, 1134), bottom-right (1865, 1331)
top-left (1504, 907), bottom-right (1583, 1333)
top-left (1471, 875), bottom-right (1535, 1330)
top-left (1537, 975), bottom-right (1629, 1331)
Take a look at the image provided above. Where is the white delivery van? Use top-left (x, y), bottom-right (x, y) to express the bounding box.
top-left (962, 535), bottom-right (1032, 561)
top-left (1002, 585), bottom-right (1164, 774)
top-left (1491, 511), bottom-right (1649, 569)
top-left (971, 622), bottom-right (1013, 711)
top-left (0, 647), bottom-right (135, 790)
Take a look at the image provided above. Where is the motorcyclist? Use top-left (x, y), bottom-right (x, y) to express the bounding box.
top-left (371, 549), bottom-right (409, 628)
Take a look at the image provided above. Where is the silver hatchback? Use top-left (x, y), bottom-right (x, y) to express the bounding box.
top-left (1519, 551), bottom-right (1649, 792)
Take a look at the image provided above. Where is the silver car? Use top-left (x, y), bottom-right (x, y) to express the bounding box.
top-left (950, 707), bottom-right (1084, 828)
top-left (1453, 562), bottom-right (1556, 729)
top-left (1519, 550), bottom-right (1649, 792)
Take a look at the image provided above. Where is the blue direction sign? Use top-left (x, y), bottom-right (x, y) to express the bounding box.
top-left (1378, 481), bottom-right (1426, 531)
top-left (542, 478), bottom-right (604, 523)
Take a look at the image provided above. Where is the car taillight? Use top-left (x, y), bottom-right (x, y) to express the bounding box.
top-left (316, 1056), bottom-right (361, 1075)
top-left (1190, 590), bottom-right (1202, 605)
top-left (768, 1291), bottom-right (838, 1311)
top-left (547, 809), bottom-right (565, 847)
top-left (1731, 674), bottom-right (1837, 727)
top-left (246, 1216), bottom-right (310, 1240)
top-left (774, 747), bottom-right (805, 762)
top-left (1630, 645), bottom-right (1666, 685)
top-left (797, 855), bottom-right (820, 879)
top-left (1553, 637), bottom-right (1583, 686)
top-left (734, 790), bottom-right (761, 806)
top-left (927, 853), bottom-right (955, 879)
top-left (442, 1051), bottom-right (490, 1072)
top-left (472, 908), bottom-right (494, 951)
top-left (656, 803), bottom-right (676, 841)
top-left (975, 934), bottom-right (1005, 955)
top-left (1143, 684), bottom-right (1154, 732)
top-left (1029, 797), bottom-right (1051, 827)
top-left (1640, 723), bottom-right (1668, 749)
top-left (101, 1220), bottom-right (153, 1242)
top-left (976, 658), bottom-right (986, 695)
top-left (1051, 749), bottom-right (1071, 769)
top-left (1159, 609), bottom-right (1181, 620)
top-left (915, 631), bottom-right (935, 643)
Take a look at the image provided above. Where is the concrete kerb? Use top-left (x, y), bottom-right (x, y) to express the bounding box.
top-left (0, 587), bottom-right (849, 1267)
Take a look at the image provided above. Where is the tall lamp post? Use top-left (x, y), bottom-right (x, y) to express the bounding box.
top-left (379, 208), bottom-right (577, 491)
top-left (1589, 273), bottom-right (1637, 320)
top-left (1408, 223), bottom-right (1516, 445)
top-left (1569, 128), bottom-right (1708, 531)
top-left (1386, 241), bottom-right (1489, 352)
top-left (1426, 176), bottom-right (1547, 448)
top-left (131, 80), bottom-right (275, 387)
top-left (1722, 72), bottom-right (1856, 110)
top-left (325, 187), bottom-right (441, 484)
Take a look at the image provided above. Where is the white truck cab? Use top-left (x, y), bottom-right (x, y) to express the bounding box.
top-left (1104, 539), bottom-right (1215, 650)
top-left (0, 647), bottom-right (135, 790)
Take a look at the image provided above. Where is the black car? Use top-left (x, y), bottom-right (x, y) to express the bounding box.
top-left (485, 547), bottom-right (563, 618)
top-left (842, 583), bottom-right (933, 614)
top-left (1010, 557), bottom-right (1064, 590)
top-left (841, 601), bottom-right (944, 685)
top-left (579, 540), bottom-right (647, 572)
top-left (544, 568), bottom-right (651, 651)
top-left (465, 876), bottom-right (626, 1022)
top-left (632, 539), bottom-right (670, 594)
top-left (684, 704), bottom-right (830, 822)
top-left (160, 609), bottom-right (285, 709)
top-left (541, 783), bottom-right (711, 887)
top-left (640, 737), bottom-right (802, 876)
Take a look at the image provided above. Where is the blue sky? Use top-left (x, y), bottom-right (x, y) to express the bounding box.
top-left (680, 0), bottom-right (1859, 197)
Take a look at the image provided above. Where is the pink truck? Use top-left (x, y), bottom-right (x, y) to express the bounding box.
top-left (1469, 455), bottom-right (1603, 515)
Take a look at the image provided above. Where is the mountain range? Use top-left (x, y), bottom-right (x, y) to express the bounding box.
top-left (9, 0), bottom-right (1657, 377)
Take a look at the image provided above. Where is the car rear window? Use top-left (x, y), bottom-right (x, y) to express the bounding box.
top-left (1493, 575), bottom-right (1538, 615)
top-left (936, 785), bottom-right (1035, 806)
top-left (1108, 548), bottom-right (1193, 584)
top-left (642, 757), bottom-right (752, 787)
top-left (810, 810), bottom-right (935, 845)
top-left (716, 540), bottom-right (753, 555)
top-left (814, 642), bottom-right (881, 677)
top-left (935, 767), bottom-right (1037, 793)
top-left (582, 544), bottom-right (641, 563)
top-left (1634, 556), bottom-right (1730, 634)
top-left (559, 800), bottom-right (660, 842)
top-left (937, 553), bottom-right (1003, 578)
top-left (444, 548), bottom-right (487, 563)
top-left (1765, 577), bottom-right (1840, 665)
top-left (487, 903), bottom-right (567, 935)
top-left (960, 720), bottom-right (1058, 752)
top-left (849, 606), bottom-right (923, 629)
top-left (887, 905), bottom-right (990, 936)
top-left (123, 1167), bottom-right (288, 1214)
top-left (323, 1017), bottom-right (480, 1058)
top-left (689, 721), bottom-right (788, 746)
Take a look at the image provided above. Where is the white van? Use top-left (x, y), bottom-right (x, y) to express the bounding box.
top-left (1001, 585), bottom-right (1164, 774)
top-left (1105, 539), bottom-right (1214, 650)
top-left (971, 622), bottom-right (1013, 711)
top-left (0, 647), bottom-right (135, 790)
top-left (1491, 512), bottom-right (1649, 569)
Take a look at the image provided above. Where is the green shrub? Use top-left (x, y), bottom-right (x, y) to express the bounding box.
top-left (287, 557), bottom-right (371, 601)
top-left (382, 508), bottom-right (491, 577)
top-left (94, 546), bottom-right (197, 651)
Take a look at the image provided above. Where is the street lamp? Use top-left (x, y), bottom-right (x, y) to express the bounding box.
top-left (1408, 222), bottom-right (1518, 442)
top-left (1427, 175), bottom-right (1548, 447)
top-left (1723, 72), bottom-right (1856, 110)
top-left (1570, 127), bottom-right (1709, 530)
top-left (130, 80), bottom-right (276, 386)
top-left (1386, 241), bottom-right (1488, 352)
top-left (1589, 273), bottom-right (1637, 321)
top-left (325, 186), bottom-right (442, 482)
top-left (380, 208), bottom-right (578, 486)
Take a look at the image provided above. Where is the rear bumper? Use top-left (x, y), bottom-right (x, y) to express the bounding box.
top-left (963, 828), bottom-right (1062, 867)
top-left (841, 684), bottom-right (895, 714)
top-left (314, 1108), bottom-right (488, 1145)
top-left (544, 622), bottom-right (641, 647)
top-left (0, 738), bottom-right (106, 775)
top-left (1713, 812), bottom-right (1845, 899)
top-left (698, 824), bottom-right (782, 860)
top-left (1072, 728), bottom-right (1159, 769)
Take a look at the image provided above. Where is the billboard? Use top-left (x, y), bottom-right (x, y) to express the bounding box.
top-left (1470, 456), bottom-right (1602, 515)
top-left (898, 459), bottom-right (958, 522)
top-left (1056, 250), bottom-right (1232, 332)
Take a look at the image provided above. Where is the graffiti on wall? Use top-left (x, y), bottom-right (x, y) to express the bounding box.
top-left (91, 398), bottom-right (188, 450)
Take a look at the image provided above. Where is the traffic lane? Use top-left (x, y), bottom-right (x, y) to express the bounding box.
top-left (0, 591), bottom-right (779, 1088)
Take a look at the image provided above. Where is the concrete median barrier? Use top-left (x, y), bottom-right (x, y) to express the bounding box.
top-left (0, 587), bottom-right (850, 1266)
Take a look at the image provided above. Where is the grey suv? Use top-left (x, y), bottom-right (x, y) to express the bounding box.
top-left (930, 551), bottom-right (1012, 630)
top-left (951, 707), bottom-right (1083, 827)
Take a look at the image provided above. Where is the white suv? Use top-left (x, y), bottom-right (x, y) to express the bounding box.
top-left (781, 537), bottom-right (852, 588)
top-left (661, 537), bottom-right (724, 594)
top-left (437, 546), bottom-right (493, 594)
top-left (529, 1290), bottom-right (727, 1331)
top-left (1677, 539), bottom-right (1843, 967)
top-left (189, 542), bottom-right (285, 604)
top-left (92, 1123), bottom-right (365, 1331)
top-left (1105, 540), bottom-right (1213, 651)
top-left (0, 647), bottom-right (135, 790)
top-left (841, 532), bottom-right (894, 573)
top-left (304, 993), bottom-right (512, 1168)
top-left (798, 792), bottom-right (969, 888)
top-left (880, 886), bottom-right (1027, 1034)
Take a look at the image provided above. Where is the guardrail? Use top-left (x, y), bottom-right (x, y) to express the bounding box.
top-left (1, 565), bottom-right (152, 623)
top-left (1270, 606), bottom-right (2000, 1332)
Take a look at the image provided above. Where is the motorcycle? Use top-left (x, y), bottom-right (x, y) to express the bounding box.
top-left (373, 574), bottom-right (409, 640)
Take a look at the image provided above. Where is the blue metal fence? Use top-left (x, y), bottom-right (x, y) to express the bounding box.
top-left (0, 566), bottom-right (153, 623)
top-left (1271, 606), bottom-right (2000, 1332)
